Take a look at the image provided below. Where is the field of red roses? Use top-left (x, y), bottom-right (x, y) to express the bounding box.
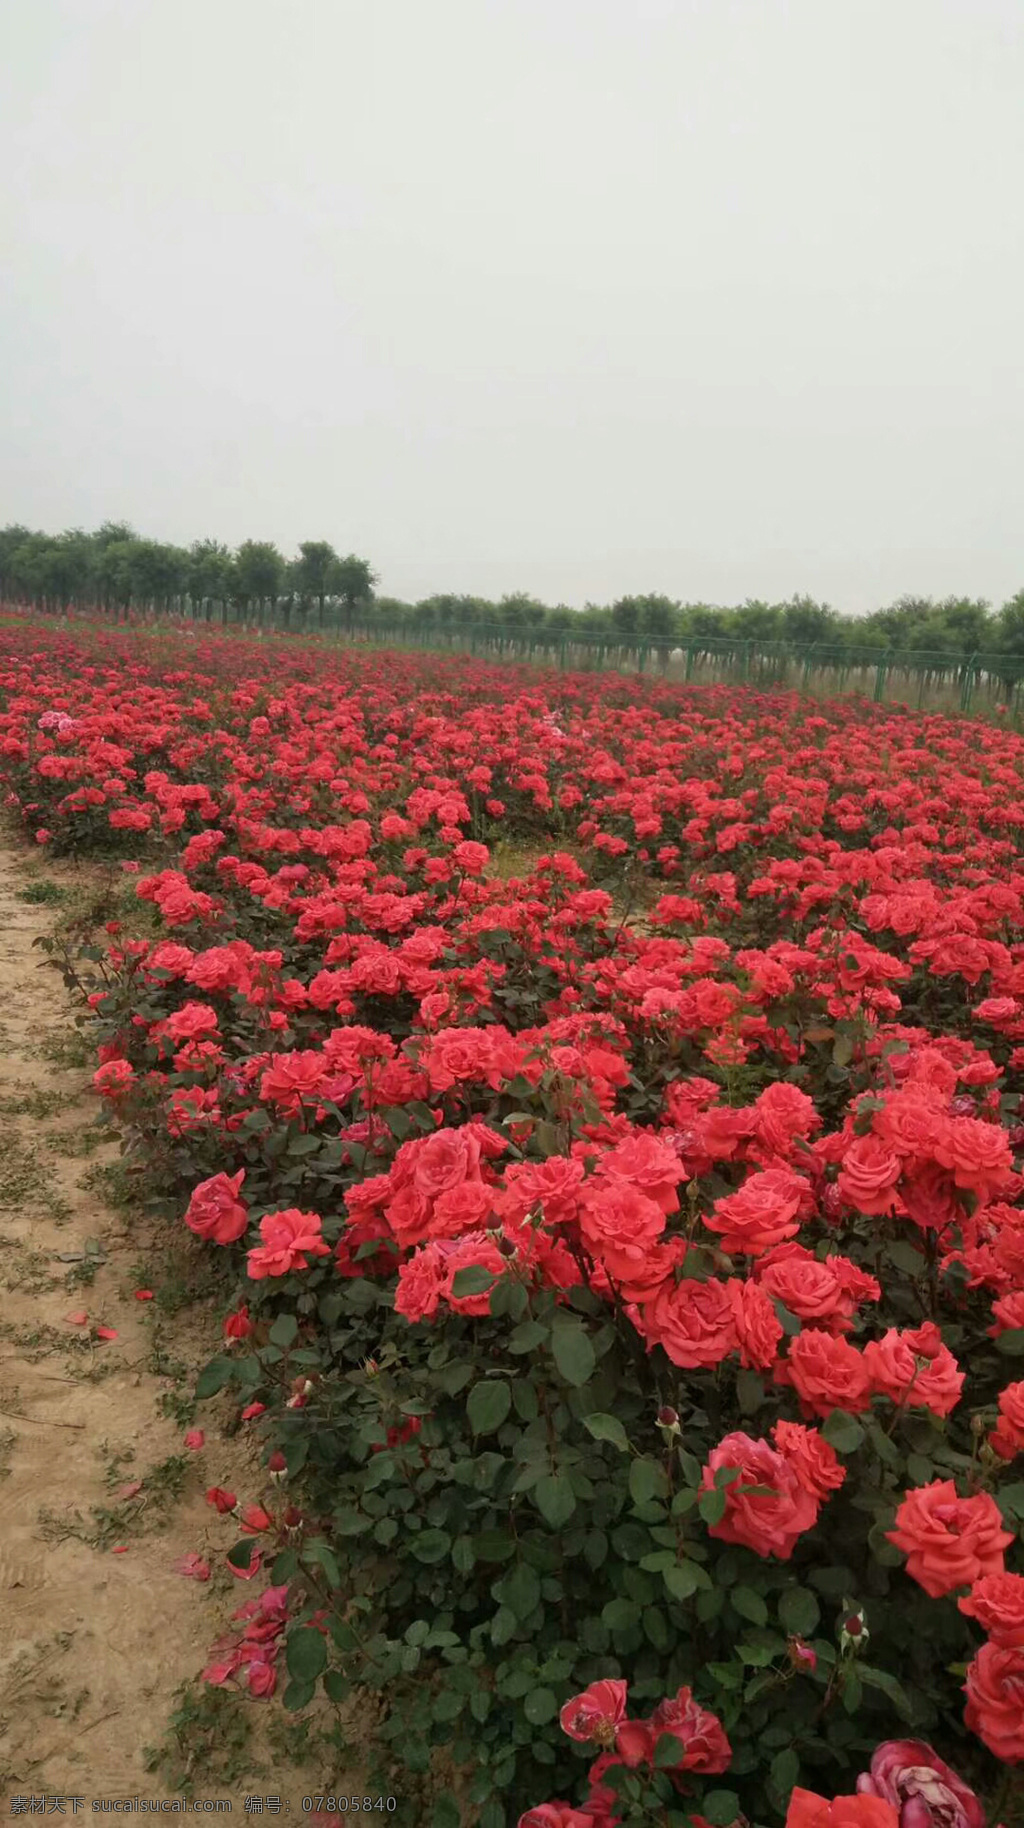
top-left (2, 612), bottom-right (1024, 1828)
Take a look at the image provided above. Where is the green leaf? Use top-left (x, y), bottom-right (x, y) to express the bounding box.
top-left (731, 1585), bottom-right (768, 1626)
top-left (702, 1791), bottom-right (741, 1826)
top-left (467, 1381), bottom-right (512, 1435)
top-left (410, 1529), bottom-right (451, 1564)
top-left (843, 1669), bottom-right (863, 1713)
top-left (268, 1313), bottom-right (298, 1349)
top-left (994, 1329), bottom-right (1024, 1355)
top-left (282, 1677), bottom-right (316, 1713)
top-left (508, 1319), bottom-right (549, 1353)
top-left (858, 1663), bottom-right (914, 1719)
top-left (583, 1412), bottom-right (629, 1451)
top-left (451, 1265), bottom-right (496, 1297)
top-left (602, 1598), bottom-right (640, 1631)
top-left (887, 1240), bottom-right (925, 1274)
top-left (500, 1562), bottom-right (542, 1621)
top-left (524, 1687), bottom-right (558, 1725)
top-left (773, 1299), bottom-right (802, 1336)
top-left (286, 1627), bottom-right (327, 1684)
top-left (777, 1586), bottom-right (820, 1636)
top-left (654, 1733), bottom-right (686, 1768)
top-left (822, 1410), bottom-right (865, 1453)
top-left (550, 1315), bottom-right (595, 1386)
top-left (629, 1458), bottom-right (669, 1507)
top-left (771, 1748), bottom-right (801, 1796)
top-left (735, 1368), bottom-right (765, 1414)
top-left (432, 1796), bottom-right (461, 1828)
top-left (535, 1473), bottom-right (576, 1528)
top-left (699, 1486), bottom-right (727, 1526)
top-left (226, 1539), bottom-right (255, 1570)
top-left (302, 1538), bottom-right (342, 1588)
top-left (663, 1561), bottom-right (705, 1600)
top-left (194, 1358), bottom-right (235, 1400)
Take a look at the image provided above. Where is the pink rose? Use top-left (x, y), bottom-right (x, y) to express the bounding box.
top-left (856, 1740), bottom-right (984, 1828)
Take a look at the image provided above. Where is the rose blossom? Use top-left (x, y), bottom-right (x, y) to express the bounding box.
top-left (886, 1481), bottom-right (1014, 1598)
top-left (246, 1209), bottom-right (331, 1279)
top-left (786, 1790), bottom-right (898, 1828)
top-left (700, 1431), bottom-right (819, 1560)
top-left (648, 1687), bottom-right (731, 1772)
top-left (855, 1739), bottom-right (984, 1828)
top-left (989, 1380), bottom-right (1024, 1460)
top-left (963, 1640), bottom-right (1024, 1762)
top-left (184, 1169), bottom-right (249, 1245)
top-left (863, 1324), bottom-right (964, 1419)
top-left (559, 1679), bottom-right (628, 1745)
top-left (958, 1571), bottom-right (1024, 1648)
top-left (776, 1330), bottom-right (872, 1417)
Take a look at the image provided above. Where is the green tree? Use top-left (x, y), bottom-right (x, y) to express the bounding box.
top-left (233, 541), bottom-right (285, 625)
top-left (330, 554), bottom-right (377, 630)
top-left (296, 541), bottom-right (338, 628)
top-left (188, 540), bottom-right (233, 619)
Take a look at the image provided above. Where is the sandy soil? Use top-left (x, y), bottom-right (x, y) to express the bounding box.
top-left (0, 844), bottom-right (335, 1808)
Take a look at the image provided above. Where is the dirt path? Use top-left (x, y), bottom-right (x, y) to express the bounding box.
top-left (0, 843), bottom-right (325, 1805)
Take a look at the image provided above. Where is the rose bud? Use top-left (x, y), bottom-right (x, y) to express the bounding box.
top-left (788, 1637), bottom-right (818, 1674)
top-left (840, 1609), bottom-right (869, 1654)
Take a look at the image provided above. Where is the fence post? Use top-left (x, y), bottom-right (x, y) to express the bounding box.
top-left (960, 652), bottom-right (979, 713)
top-left (685, 641), bottom-right (696, 681)
top-left (801, 645), bottom-right (816, 691)
top-left (873, 654), bottom-right (890, 703)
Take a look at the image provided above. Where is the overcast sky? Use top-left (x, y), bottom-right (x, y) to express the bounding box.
top-left (1, 0), bottom-right (1022, 614)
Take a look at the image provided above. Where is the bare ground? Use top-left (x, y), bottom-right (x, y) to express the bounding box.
top-left (0, 843), bottom-right (347, 1806)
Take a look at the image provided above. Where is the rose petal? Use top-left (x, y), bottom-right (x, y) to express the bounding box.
top-left (66, 1311), bottom-right (89, 1326)
top-left (135, 1289), bottom-right (155, 1301)
top-left (114, 1481), bottom-right (143, 1501)
top-left (184, 1429), bottom-right (205, 1450)
top-left (95, 1326), bottom-right (118, 1341)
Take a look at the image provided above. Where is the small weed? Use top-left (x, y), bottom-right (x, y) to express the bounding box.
top-left (0, 1428), bottom-right (16, 1479)
top-left (157, 1387), bottom-right (197, 1427)
top-left (38, 1451), bottom-right (192, 1549)
top-left (0, 1088), bottom-right (66, 1119)
top-left (15, 881), bottom-right (69, 906)
top-left (0, 1238), bottom-right (60, 1295)
top-left (37, 1025), bottom-right (92, 1071)
top-left (0, 1318), bottom-right (92, 1362)
top-left (48, 1124), bottom-right (107, 1159)
top-left (143, 1681), bottom-right (259, 1795)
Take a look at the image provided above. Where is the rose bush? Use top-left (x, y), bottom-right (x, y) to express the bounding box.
top-left (3, 613), bottom-right (1024, 1827)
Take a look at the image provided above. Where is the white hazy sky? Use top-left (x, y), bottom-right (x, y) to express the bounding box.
top-left (1, 0), bottom-right (1022, 613)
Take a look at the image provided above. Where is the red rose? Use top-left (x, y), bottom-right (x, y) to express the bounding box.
top-left (959, 1571), bottom-right (1024, 1648)
top-left (700, 1431), bottom-right (819, 1560)
top-left (787, 1792), bottom-right (898, 1828)
top-left (559, 1679), bottom-right (628, 1745)
top-left (704, 1167), bottom-right (807, 1256)
top-left (776, 1330), bottom-right (871, 1418)
top-left (580, 1180), bottom-right (666, 1282)
top-left (863, 1326), bottom-right (964, 1419)
top-left (772, 1420), bottom-right (846, 1499)
top-left (649, 1687), bottom-right (731, 1773)
top-left (836, 1135), bottom-right (903, 1217)
top-left (184, 1169), bottom-right (249, 1245)
top-left (990, 1380), bottom-right (1024, 1460)
top-left (246, 1208), bottom-right (331, 1279)
top-left (887, 1481), bottom-right (1014, 1598)
top-left (640, 1276), bottom-right (737, 1370)
top-left (963, 1640), bottom-right (1024, 1762)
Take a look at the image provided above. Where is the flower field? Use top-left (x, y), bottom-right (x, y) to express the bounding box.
top-left (2, 613), bottom-right (1024, 1827)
